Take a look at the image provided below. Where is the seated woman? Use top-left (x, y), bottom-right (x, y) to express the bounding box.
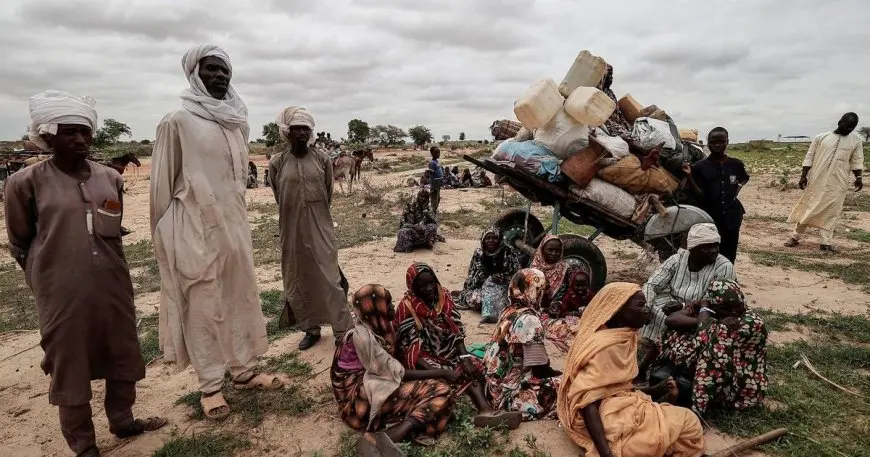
top-left (483, 269), bottom-right (562, 421)
top-left (541, 269), bottom-right (595, 353)
top-left (640, 223), bottom-right (735, 346)
top-left (459, 168), bottom-right (474, 188)
top-left (457, 227), bottom-right (522, 324)
top-left (393, 263), bottom-right (522, 429)
top-left (530, 235), bottom-right (575, 311)
top-left (557, 283), bottom-right (705, 457)
top-left (471, 167), bottom-right (493, 188)
top-left (647, 279), bottom-right (768, 416)
top-left (393, 189), bottom-right (439, 253)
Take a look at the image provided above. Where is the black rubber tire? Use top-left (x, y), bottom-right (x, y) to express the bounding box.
top-left (558, 234), bottom-right (607, 291)
top-left (493, 208), bottom-right (544, 266)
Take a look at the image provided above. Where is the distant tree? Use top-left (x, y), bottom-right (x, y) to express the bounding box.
top-left (859, 126), bottom-right (870, 141)
top-left (442, 135), bottom-right (451, 142)
top-left (370, 125), bottom-right (407, 147)
top-left (262, 122), bottom-right (281, 147)
top-left (459, 132), bottom-right (466, 141)
top-left (408, 125), bottom-right (434, 149)
top-left (93, 119), bottom-right (132, 147)
top-left (347, 119), bottom-right (370, 144)
top-left (140, 139), bottom-right (151, 145)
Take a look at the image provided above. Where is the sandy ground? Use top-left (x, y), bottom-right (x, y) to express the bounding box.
top-left (0, 147), bottom-right (867, 457)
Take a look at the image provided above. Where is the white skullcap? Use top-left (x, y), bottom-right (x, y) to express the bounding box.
top-left (276, 106), bottom-right (315, 144)
top-left (27, 90), bottom-right (98, 152)
top-left (179, 44), bottom-right (248, 130)
top-left (687, 223), bottom-right (721, 250)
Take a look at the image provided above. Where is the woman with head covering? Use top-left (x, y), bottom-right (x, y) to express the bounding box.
top-left (557, 283), bottom-right (704, 457)
top-left (649, 279), bottom-right (768, 416)
top-left (460, 168), bottom-right (474, 188)
top-left (268, 106), bottom-right (353, 352)
top-left (393, 189), bottom-right (440, 253)
top-left (530, 235), bottom-right (576, 311)
top-left (483, 269), bottom-right (562, 421)
top-left (457, 227), bottom-right (522, 323)
top-left (639, 223), bottom-right (735, 347)
top-left (541, 269), bottom-right (595, 353)
top-left (6, 91), bottom-right (166, 457)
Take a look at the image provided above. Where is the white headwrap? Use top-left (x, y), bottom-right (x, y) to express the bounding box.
top-left (180, 44), bottom-right (248, 130)
top-left (27, 90), bottom-right (98, 152)
top-left (687, 223), bottom-right (721, 250)
top-left (276, 106), bottom-right (315, 145)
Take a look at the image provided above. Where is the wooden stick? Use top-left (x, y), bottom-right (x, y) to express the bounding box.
top-left (709, 428), bottom-right (788, 457)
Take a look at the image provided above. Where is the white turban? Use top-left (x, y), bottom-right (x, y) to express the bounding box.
top-left (27, 90), bottom-right (98, 152)
top-left (180, 44), bottom-right (248, 130)
top-left (276, 106), bottom-right (315, 144)
top-left (687, 223), bottom-right (721, 250)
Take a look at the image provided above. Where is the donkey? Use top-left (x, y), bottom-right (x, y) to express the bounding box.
top-left (350, 147), bottom-right (374, 181)
top-left (333, 154), bottom-right (357, 195)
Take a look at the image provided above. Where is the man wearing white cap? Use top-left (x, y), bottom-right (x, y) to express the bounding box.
top-left (639, 223), bottom-right (735, 344)
top-left (268, 106), bottom-right (353, 351)
top-left (5, 91), bottom-right (166, 457)
top-left (150, 45), bottom-right (278, 420)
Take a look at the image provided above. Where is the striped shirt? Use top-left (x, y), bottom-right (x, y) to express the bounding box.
top-left (640, 249), bottom-right (735, 342)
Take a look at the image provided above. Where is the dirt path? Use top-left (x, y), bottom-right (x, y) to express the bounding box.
top-left (0, 148), bottom-right (867, 456)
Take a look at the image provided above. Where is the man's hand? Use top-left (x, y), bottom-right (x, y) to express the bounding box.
top-left (856, 177), bottom-right (863, 192)
top-left (799, 176), bottom-right (808, 190)
top-left (681, 163), bottom-right (692, 176)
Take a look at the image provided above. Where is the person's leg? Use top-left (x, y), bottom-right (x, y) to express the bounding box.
top-left (58, 403), bottom-right (98, 455)
top-left (786, 223), bottom-right (807, 246)
top-left (105, 380), bottom-right (136, 434)
top-left (430, 185), bottom-right (440, 214)
top-left (820, 227), bottom-right (834, 248)
top-left (719, 224), bottom-right (740, 264)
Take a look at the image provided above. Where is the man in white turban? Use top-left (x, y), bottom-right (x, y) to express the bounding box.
top-left (639, 223), bottom-right (735, 344)
top-left (150, 44), bottom-right (278, 420)
top-left (268, 106), bottom-right (353, 350)
top-left (6, 91), bottom-right (166, 457)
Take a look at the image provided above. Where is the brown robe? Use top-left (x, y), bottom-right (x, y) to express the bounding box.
top-left (3, 160), bottom-right (144, 406)
top-left (269, 148), bottom-right (352, 333)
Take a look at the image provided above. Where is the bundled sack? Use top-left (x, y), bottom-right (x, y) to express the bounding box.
top-left (490, 119), bottom-right (522, 140)
top-left (533, 108), bottom-right (590, 160)
top-left (597, 154), bottom-right (679, 195)
top-left (571, 178), bottom-right (636, 220)
top-left (592, 128), bottom-right (630, 159)
top-left (560, 136), bottom-right (608, 189)
top-left (631, 117), bottom-right (677, 150)
top-left (492, 139), bottom-right (561, 182)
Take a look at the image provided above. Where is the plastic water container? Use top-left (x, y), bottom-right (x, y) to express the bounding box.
top-left (514, 78), bottom-right (564, 130)
top-left (618, 94), bottom-right (643, 124)
top-left (564, 87), bottom-right (616, 127)
top-left (558, 50), bottom-right (608, 97)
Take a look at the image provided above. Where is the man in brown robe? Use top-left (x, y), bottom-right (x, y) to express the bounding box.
top-left (4, 90), bottom-right (165, 457)
top-left (269, 106), bottom-right (353, 350)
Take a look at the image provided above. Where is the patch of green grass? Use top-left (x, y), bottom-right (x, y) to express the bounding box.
top-left (247, 200), bottom-right (278, 214)
top-left (125, 239), bottom-right (161, 294)
top-left (138, 314), bottom-right (161, 363)
top-left (845, 192), bottom-right (870, 212)
top-left (756, 309), bottom-right (870, 344)
top-left (749, 249), bottom-right (870, 292)
top-left (847, 228), bottom-right (870, 244)
top-left (0, 262), bottom-right (38, 331)
top-left (709, 340), bottom-right (870, 456)
top-left (174, 351), bottom-right (316, 426)
top-left (152, 429), bottom-right (250, 457)
top-left (260, 289), bottom-right (298, 341)
top-left (249, 215), bottom-right (282, 266)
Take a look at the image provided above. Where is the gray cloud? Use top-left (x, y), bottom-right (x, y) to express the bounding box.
top-left (1, 0), bottom-right (869, 143)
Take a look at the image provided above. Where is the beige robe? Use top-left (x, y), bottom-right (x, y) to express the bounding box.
top-left (269, 148), bottom-right (353, 333)
top-left (788, 131), bottom-right (864, 230)
top-left (150, 110), bottom-right (267, 386)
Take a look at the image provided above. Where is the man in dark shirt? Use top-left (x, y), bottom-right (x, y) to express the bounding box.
top-left (684, 127), bottom-right (749, 263)
top-left (428, 146), bottom-right (443, 214)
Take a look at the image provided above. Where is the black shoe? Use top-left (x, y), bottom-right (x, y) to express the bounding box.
top-left (479, 316), bottom-right (498, 325)
top-left (298, 332), bottom-right (321, 351)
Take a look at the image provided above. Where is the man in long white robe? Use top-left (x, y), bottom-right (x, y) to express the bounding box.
top-left (150, 44), bottom-right (277, 419)
top-left (785, 113), bottom-right (864, 251)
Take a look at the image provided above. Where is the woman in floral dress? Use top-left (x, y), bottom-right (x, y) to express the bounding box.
top-left (647, 279), bottom-right (768, 416)
top-left (483, 269), bottom-right (561, 421)
top-left (457, 227), bottom-right (522, 323)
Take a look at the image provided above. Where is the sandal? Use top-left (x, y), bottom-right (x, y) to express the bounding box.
top-left (473, 410), bottom-right (523, 430)
top-left (356, 432), bottom-right (406, 457)
top-left (233, 373), bottom-right (284, 391)
top-left (77, 447), bottom-right (100, 457)
top-left (200, 391), bottom-right (230, 420)
top-left (111, 416), bottom-right (168, 438)
top-left (413, 436), bottom-right (436, 447)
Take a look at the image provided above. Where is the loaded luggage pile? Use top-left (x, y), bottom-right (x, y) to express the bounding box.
top-left (491, 50), bottom-right (707, 224)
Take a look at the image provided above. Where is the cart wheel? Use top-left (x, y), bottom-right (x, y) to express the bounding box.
top-left (559, 234), bottom-right (607, 291)
top-left (493, 208), bottom-right (544, 266)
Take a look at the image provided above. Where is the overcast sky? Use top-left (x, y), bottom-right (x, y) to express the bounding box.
top-left (1, 0), bottom-right (868, 143)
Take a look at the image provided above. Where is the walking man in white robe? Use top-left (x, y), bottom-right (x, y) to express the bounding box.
top-left (150, 44), bottom-right (281, 420)
top-left (784, 113), bottom-right (864, 252)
